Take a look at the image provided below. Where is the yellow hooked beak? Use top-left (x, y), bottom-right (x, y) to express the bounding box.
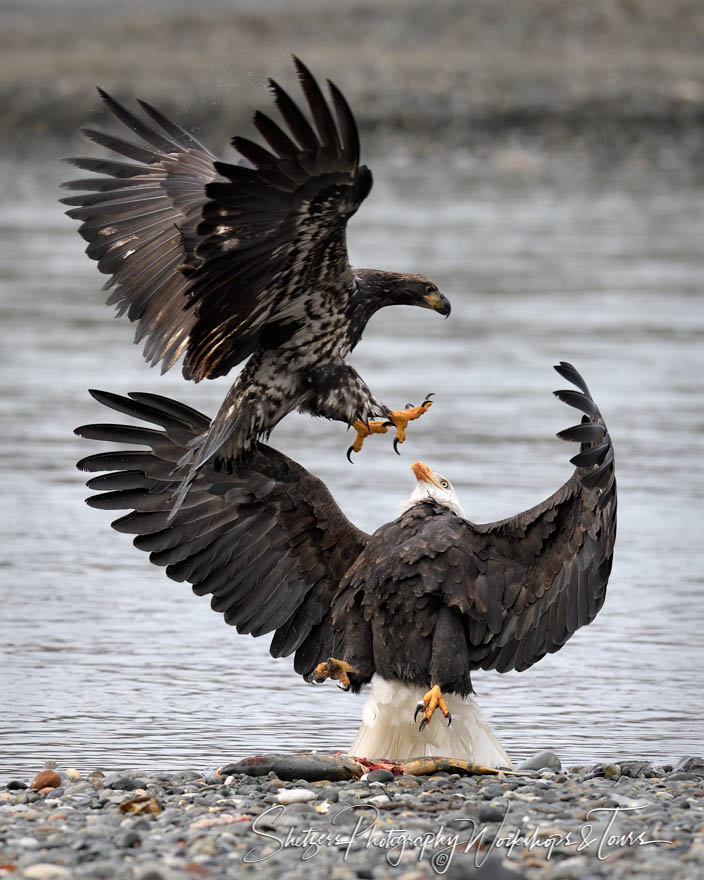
top-left (411, 460), bottom-right (443, 489)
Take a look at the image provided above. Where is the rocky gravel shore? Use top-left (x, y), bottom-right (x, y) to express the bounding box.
top-left (1, 753), bottom-right (703, 879)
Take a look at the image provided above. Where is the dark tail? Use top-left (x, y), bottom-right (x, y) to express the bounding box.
top-left (75, 390), bottom-right (212, 526)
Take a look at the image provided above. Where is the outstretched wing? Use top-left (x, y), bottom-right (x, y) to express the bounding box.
top-left (62, 91), bottom-right (219, 373)
top-left (75, 392), bottom-right (369, 675)
top-left (63, 57), bottom-right (372, 382)
top-left (458, 361), bottom-right (617, 672)
top-left (353, 363), bottom-right (616, 676)
top-left (186, 57), bottom-right (372, 380)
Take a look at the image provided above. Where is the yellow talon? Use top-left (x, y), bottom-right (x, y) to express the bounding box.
top-left (313, 657), bottom-right (354, 690)
top-left (347, 419), bottom-right (391, 461)
top-left (386, 398), bottom-right (433, 453)
top-left (414, 684), bottom-right (452, 731)
top-left (347, 395), bottom-right (434, 460)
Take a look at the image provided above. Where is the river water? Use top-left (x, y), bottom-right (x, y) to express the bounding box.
top-left (1, 155), bottom-right (702, 779)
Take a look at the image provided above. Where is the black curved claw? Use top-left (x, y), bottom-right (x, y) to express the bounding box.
top-left (337, 682), bottom-right (351, 692)
top-left (405, 403), bottom-right (414, 410)
top-left (346, 445), bottom-right (355, 463)
top-left (447, 712), bottom-right (452, 727)
top-left (418, 716), bottom-right (430, 732)
top-left (381, 420), bottom-right (394, 428)
top-left (422, 392), bottom-right (435, 405)
top-left (414, 701), bottom-right (424, 723)
top-left (393, 436), bottom-right (401, 455)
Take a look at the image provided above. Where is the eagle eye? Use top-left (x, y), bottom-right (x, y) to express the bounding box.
top-left (425, 284), bottom-right (437, 295)
top-left (440, 479), bottom-right (450, 489)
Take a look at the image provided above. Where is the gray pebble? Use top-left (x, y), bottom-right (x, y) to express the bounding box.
top-left (674, 756), bottom-right (704, 775)
top-left (365, 768), bottom-right (395, 783)
top-left (516, 750), bottom-right (562, 772)
top-left (121, 829), bottom-right (141, 847)
top-left (668, 772), bottom-right (703, 781)
top-left (135, 867), bottom-right (167, 880)
top-left (477, 804), bottom-right (507, 822)
top-left (110, 776), bottom-right (150, 791)
top-left (2, 755), bottom-right (703, 880)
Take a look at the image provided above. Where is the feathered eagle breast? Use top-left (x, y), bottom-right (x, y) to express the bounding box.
top-left (75, 363), bottom-right (616, 766)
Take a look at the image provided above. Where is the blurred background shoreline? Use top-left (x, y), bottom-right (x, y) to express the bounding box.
top-left (3, 0), bottom-right (704, 169)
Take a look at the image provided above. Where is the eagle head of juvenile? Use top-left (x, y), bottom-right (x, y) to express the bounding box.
top-left (354, 270), bottom-right (451, 318)
top-left (399, 461), bottom-right (467, 519)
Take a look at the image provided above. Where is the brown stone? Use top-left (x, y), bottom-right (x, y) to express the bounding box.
top-left (395, 778), bottom-right (421, 788)
top-left (266, 779), bottom-right (287, 790)
top-left (30, 770), bottom-right (61, 791)
top-left (118, 796), bottom-right (162, 815)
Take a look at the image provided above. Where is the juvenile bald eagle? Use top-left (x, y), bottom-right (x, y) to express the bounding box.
top-left (75, 363), bottom-right (616, 766)
top-left (62, 58), bottom-right (450, 513)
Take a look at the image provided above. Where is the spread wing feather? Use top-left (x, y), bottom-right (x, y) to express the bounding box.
top-left (459, 361), bottom-right (616, 672)
top-left (185, 57), bottom-right (372, 380)
top-left (349, 363), bottom-right (616, 675)
top-left (75, 391), bottom-right (369, 672)
top-left (62, 91), bottom-right (218, 373)
top-left (62, 58), bottom-right (372, 382)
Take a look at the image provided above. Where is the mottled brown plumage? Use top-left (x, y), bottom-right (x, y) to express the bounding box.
top-left (62, 58), bottom-right (450, 512)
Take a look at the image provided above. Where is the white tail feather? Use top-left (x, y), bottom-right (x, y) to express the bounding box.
top-left (347, 675), bottom-right (512, 769)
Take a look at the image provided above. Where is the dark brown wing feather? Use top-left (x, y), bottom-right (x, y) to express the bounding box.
top-left (467, 361), bottom-right (616, 672)
top-left (61, 91), bottom-right (219, 373)
top-left (184, 57), bottom-right (372, 380)
top-left (75, 391), bottom-right (369, 673)
top-left (62, 58), bottom-right (372, 382)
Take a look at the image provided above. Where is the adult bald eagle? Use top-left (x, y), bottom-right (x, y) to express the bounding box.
top-left (75, 362), bottom-right (616, 766)
top-left (62, 58), bottom-right (450, 513)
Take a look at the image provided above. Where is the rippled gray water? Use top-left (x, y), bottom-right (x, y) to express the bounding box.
top-left (1, 156), bottom-right (703, 779)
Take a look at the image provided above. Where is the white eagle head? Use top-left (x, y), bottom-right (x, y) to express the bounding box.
top-left (400, 461), bottom-right (466, 518)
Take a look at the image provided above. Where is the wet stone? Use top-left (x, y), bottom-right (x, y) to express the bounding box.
top-left (7, 779), bottom-right (28, 790)
top-left (517, 750), bottom-right (562, 772)
top-left (675, 756), bottom-right (704, 775)
top-left (602, 763), bottom-right (621, 780)
top-left (477, 804), bottom-right (507, 822)
top-left (668, 772), bottom-right (703, 782)
top-left (106, 775), bottom-right (151, 791)
top-left (120, 828), bottom-right (142, 847)
top-left (364, 769), bottom-right (395, 783)
top-left (30, 770), bottom-right (62, 791)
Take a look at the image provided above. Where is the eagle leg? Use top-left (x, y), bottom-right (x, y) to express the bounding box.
top-left (383, 394), bottom-right (434, 455)
top-left (313, 657), bottom-right (356, 691)
top-left (414, 684), bottom-right (452, 731)
top-left (347, 420), bottom-right (391, 462)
